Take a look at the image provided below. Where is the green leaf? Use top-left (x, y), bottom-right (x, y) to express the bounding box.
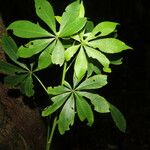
top-left (85, 21), bottom-right (94, 32)
top-left (65, 45), bottom-right (80, 61)
top-left (47, 85), bottom-right (69, 95)
top-left (42, 93), bottom-right (70, 116)
top-left (109, 104), bottom-right (126, 132)
top-left (74, 46), bottom-right (88, 80)
top-left (18, 38), bottom-right (54, 58)
top-left (55, 16), bottom-right (62, 24)
top-left (79, 1), bottom-right (85, 17)
top-left (76, 74), bottom-right (107, 90)
top-left (59, 17), bottom-right (87, 37)
top-left (35, 0), bottom-right (56, 33)
top-left (92, 21), bottom-right (119, 36)
top-left (4, 74), bottom-right (28, 87)
top-left (7, 20), bottom-right (53, 38)
top-left (20, 74), bottom-right (34, 97)
top-left (78, 92), bottom-right (110, 113)
top-left (51, 40), bottom-right (65, 66)
top-left (37, 42), bottom-right (55, 70)
top-left (110, 58), bottom-right (123, 65)
top-left (88, 38), bottom-right (132, 54)
top-left (1, 36), bottom-right (28, 69)
top-left (58, 94), bottom-right (75, 135)
top-left (59, 1), bottom-right (80, 32)
top-left (0, 60), bottom-right (26, 75)
top-left (87, 63), bottom-right (101, 78)
top-left (75, 93), bottom-right (94, 126)
top-left (84, 46), bottom-right (111, 73)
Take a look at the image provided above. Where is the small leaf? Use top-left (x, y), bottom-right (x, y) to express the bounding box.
top-left (37, 42), bottom-right (55, 70)
top-left (35, 0), bottom-right (56, 33)
top-left (92, 21), bottom-right (119, 36)
top-left (59, 17), bottom-right (87, 37)
top-left (65, 45), bottom-right (80, 61)
top-left (4, 74), bottom-right (28, 87)
top-left (51, 40), bottom-right (65, 66)
top-left (8, 20), bottom-right (53, 38)
top-left (42, 93), bottom-right (70, 116)
top-left (109, 104), bottom-right (126, 132)
top-left (58, 94), bottom-right (75, 135)
top-left (87, 63), bottom-right (101, 78)
top-left (85, 46), bottom-right (111, 73)
top-left (89, 38), bottom-right (132, 54)
top-left (78, 92), bottom-right (110, 113)
top-left (74, 46), bottom-right (88, 80)
top-left (47, 86), bottom-right (69, 95)
top-left (0, 60), bottom-right (26, 75)
top-left (79, 1), bottom-right (85, 17)
top-left (85, 21), bottom-right (94, 32)
top-left (110, 58), bottom-right (123, 65)
top-left (59, 1), bottom-right (80, 32)
top-left (55, 16), bottom-right (62, 24)
top-left (20, 74), bottom-right (34, 97)
top-left (76, 74), bottom-right (107, 90)
top-left (18, 38), bottom-right (54, 58)
top-left (1, 36), bottom-right (28, 69)
top-left (75, 93), bottom-right (94, 126)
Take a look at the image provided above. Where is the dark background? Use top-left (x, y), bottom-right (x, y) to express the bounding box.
top-left (0, 0), bottom-right (150, 149)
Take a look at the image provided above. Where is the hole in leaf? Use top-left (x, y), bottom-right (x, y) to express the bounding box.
top-left (95, 32), bottom-right (101, 36)
top-left (39, 7), bottom-right (41, 10)
top-left (31, 42), bottom-right (34, 45)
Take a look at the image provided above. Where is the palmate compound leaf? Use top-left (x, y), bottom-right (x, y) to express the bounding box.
top-left (84, 46), bottom-right (111, 73)
top-left (88, 38), bottom-right (132, 54)
top-left (76, 74), bottom-right (107, 90)
top-left (35, 0), bottom-right (56, 33)
top-left (75, 93), bottom-right (94, 126)
top-left (42, 93), bottom-right (70, 117)
top-left (74, 46), bottom-right (88, 81)
top-left (7, 21), bottom-right (53, 38)
top-left (58, 94), bottom-right (75, 135)
top-left (92, 21), bottom-right (119, 37)
top-left (109, 104), bottom-right (126, 133)
top-left (77, 91), bottom-right (110, 113)
top-left (17, 38), bottom-right (54, 58)
top-left (51, 40), bottom-right (65, 66)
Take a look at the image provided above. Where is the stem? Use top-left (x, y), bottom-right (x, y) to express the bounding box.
top-left (61, 62), bottom-right (67, 85)
top-left (33, 73), bottom-right (47, 93)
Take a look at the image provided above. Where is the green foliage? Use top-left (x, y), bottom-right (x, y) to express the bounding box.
top-left (0, 0), bottom-right (132, 147)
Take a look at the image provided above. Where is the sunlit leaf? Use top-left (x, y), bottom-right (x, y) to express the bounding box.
top-left (65, 45), bottom-right (80, 61)
top-left (42, 93), bottom-right (70, 116)
top-left (47, 85), bottom-right (69, 95)
top-left (35, 0), bottom-right (56, 33)
top-left (79, 1), bottom-right (85, 17)
top-left (51, 40), bottom-right (65, 66)
top-left (59, 17), bottom-right (87, 37)
top-left (7, 20), bottom-right (53, 38)
top-left (18, 38), bottom-right (54, 58)
top-left (92, 21), bottom-right (119, 36)
top-left (37, 42), bottom-right (55, 70)
top-left (84, 46), bottom-right (111, 73)
top-left (75, 93), bottom-right (94, 126)
top-left (88, 38), bottom-right (132, 54)
top-left (78, 91), bottom-right (110, 113)
top-left (74, 46), bottom-right (88, 80)
top-left (109, 104), bottom-right (126, 132)
top-left (110, 58), bottom-right (123, 65)
top-left (55, 16), bottom-right (62, 24)
top-left (76, 74), bottom-right (107, 90)
top-left (58, 94), bottom-right (75, 135)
